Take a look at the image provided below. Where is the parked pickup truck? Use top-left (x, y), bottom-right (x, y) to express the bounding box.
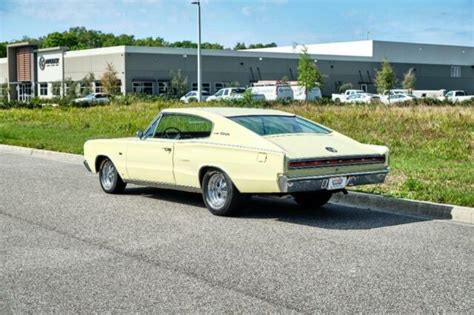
top-left (206, 87), bottom-right (246, 102)
top-left (331, 89), bottom-right (365, 103)
top-left (437, 90), bottom-right (474, 102)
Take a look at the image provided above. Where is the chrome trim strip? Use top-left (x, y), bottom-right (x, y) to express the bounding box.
top-left (286, 169), bottom-right (389, 182)
top-left (126, 180), bottom-right (202, 193)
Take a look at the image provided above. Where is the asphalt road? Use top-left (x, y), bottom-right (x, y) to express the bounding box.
top-left (1, 152), bottom-right (472, 313)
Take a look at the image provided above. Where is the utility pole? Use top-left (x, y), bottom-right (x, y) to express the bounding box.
top-left (192, 0), bottom-right (202, 101)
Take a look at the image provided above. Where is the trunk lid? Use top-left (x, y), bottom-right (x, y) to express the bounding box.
top-left (265, 133), bottom-right (377, 159)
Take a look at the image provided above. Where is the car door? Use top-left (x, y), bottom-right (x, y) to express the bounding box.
top-left (125, 115), bottom-right (175, 184)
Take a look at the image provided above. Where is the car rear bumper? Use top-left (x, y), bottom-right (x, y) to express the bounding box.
top-left (278, 168), bottom-right (389, 193)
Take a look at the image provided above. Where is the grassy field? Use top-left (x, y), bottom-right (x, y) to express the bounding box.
top-left (0, 101), bottom-right (473, 207)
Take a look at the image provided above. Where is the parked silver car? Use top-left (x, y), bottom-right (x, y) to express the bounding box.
top-left (73, 93), bottom-right (111, 104)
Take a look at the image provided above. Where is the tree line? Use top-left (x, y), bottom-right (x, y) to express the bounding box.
top-left (0, 27), bottom-right (278, 58)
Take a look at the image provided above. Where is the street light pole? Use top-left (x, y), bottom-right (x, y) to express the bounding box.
top-left (192, 0), bottom-right (202, 101)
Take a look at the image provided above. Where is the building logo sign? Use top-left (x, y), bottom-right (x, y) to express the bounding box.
top-left (38, 56), bottom-right (60, 71)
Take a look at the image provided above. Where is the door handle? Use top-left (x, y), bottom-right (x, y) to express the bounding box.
top-left (163, 147), bottom-right (172, 152)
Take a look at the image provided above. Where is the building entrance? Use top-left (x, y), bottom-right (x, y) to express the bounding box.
top-left (18, 83), bottom-right (32, 102)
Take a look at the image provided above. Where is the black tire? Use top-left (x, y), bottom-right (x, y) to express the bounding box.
top-left (99, 158), bottom-right (126, 194)
top-left (202, 169), bottom-right (242, 216)
top-left (293, 191), bottom-right (332, 209)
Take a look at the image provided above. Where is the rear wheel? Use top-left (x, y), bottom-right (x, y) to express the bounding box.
top-left (293, 191), bottom-right (332, 209)
top-left (202, 169), bottom-right (242, 216)
top-left (99, 158), bottom-right (126, 194)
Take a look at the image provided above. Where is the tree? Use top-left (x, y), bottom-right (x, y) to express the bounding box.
top-left (101, 63), bottom-right (120, 95)
top-left (248, 42), bottom-right (277, 49)
top-left (375, 60), bottom-right (397, 94)
top-left (233, 42), bottom-right (246, 50)
top-left (403, 68), bottom-right (416, 92)
top-left (80, 73), bottom-right (95, 96)
top-left (338, 82), bottom-right (353, 93)
top-left (170, 69), bottom-right (188, 97)
top-left (64, 78), bottom-right (78, 97)
top-left (297, 46), bottom-right (323, 100)
top-left (0, 42), bottom-right (7, 58)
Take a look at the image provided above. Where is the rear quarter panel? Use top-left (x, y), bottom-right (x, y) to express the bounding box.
top-left (173, 141), bottom-right (285, 193)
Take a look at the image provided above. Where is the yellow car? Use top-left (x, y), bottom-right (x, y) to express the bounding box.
top-left (83, 107), bottom-right (389, 216)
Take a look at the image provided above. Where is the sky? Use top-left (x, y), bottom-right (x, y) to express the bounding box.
top-left (0, 0), bottom-right (473, 47)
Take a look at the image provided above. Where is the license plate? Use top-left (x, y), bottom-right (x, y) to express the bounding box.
top-left (327, 176), bottom-right (347, 190)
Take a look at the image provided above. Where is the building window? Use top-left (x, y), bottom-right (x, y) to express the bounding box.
top-left (192, 82), bottom-right (210, 92)
top-left (214, 82), bottom-right (224, 93)
top-left (133, 81), bottom-right (154, 95)
top-left (451, 66), bottom-right (461, 78)
top-left (39, 83), bottom-right (48, 96)
top-left (95, 81), bottom-right (103, 93)
top-left (158, 81), bottom-right (169, 95)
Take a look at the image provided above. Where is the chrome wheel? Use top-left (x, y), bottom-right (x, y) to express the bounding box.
top-left (100, 160), bottom-right (116, 190)
top-left (206, 173), bottom-right (228, 209)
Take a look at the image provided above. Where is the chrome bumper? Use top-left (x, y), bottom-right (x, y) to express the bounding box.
top-left (278, 169), bottom-right (389, 193)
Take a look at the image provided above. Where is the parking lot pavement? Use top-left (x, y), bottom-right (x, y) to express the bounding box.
top-left (1, 152), bottom-right (473, 313)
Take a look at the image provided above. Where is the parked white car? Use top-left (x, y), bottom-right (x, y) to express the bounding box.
top-left (249, 84), bottom-right (293, 101)
top-left (180, 91), bottom-right (210, 103)
top-left (291, 85), bottom-right (322, 101)
top-left (437, 90), bottom-right (474, 102)
top-left (347, 93), bottom-right (380, 104)
top-left (331, 89), bottom-right (365, 103)
top-left (73, 93), bottom-right (111, 104)
top-left (206, 87), bottom-right (246, 102)
top-left (380, 93), bottom-right (414, 104)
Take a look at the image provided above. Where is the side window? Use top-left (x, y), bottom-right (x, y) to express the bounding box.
top-left (215, 90), bottom-right (224, 96)
top-left (155, 114), bottom-right (213, 139)
top-left (223, 89), bottom-right (230, 96)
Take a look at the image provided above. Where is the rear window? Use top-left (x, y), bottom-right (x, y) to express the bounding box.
top-left (230, 115), bottom-right (330, 136)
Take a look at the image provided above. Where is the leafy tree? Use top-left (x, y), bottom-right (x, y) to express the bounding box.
top-left (233, 42), bottom-right (246, 50)
top-left (0, 42), bottom-right (7, 58)
top-left (170, 69), bottom-right (188, 96)
top-left (403, 68), bottom-right (416, 92)
top-left (227, 81), bottom-right (240, 87)
top-left (297, 47), bottom-right (323, 100)
top-left (80, 73), bottom-right (95, 96)
top-left (101, 63), bottom-right (121, 95)
top-left (64, 78), bottom-right (78, 97)
top-left (248, 42), bottom-right (277, 49)
top-left (338, 82), bottom-right (353, 93)
top-left (375, 60), bottom-right (397, 94)
top-left (52, 81), bottom-right (62, 96)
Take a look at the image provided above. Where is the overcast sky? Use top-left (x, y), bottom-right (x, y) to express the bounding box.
top-left (0, 0), bottom-right (473, 47)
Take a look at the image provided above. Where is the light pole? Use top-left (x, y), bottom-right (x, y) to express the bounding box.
top-left (192, 0), bottom-right (202, 101)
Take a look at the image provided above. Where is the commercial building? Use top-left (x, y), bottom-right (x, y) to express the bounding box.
top-left (0, 40), bottom-right (472, 101)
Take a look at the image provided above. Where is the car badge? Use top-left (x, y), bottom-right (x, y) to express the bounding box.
top-left (325, 147), bottom-right (338, 153)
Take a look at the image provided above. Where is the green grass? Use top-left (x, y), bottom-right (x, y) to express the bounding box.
top-left (1, 101), bottom-right (473, 207)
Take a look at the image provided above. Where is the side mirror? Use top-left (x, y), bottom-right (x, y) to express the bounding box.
top-left (136, 130), bottom-right (144, 139)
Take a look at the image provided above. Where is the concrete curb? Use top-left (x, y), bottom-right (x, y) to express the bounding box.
top-left (332, 192), bottom-right (473, 225)
top-left (0, 144), bottom-right (83, 164)
top-left (1, 144), bottom-right (472, 224)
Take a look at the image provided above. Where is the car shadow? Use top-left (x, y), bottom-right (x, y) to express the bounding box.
top-left (123, 187), bottom-right (428, 230)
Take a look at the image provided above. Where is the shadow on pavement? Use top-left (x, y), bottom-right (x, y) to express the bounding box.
top-left (124, 187), bottom-right (428, 230)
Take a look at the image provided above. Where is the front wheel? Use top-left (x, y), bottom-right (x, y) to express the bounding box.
top-left (99, 158), bottom-right (126, 194)
top-left (293, 191), bottom-right (332, 209)
top-left (202, 169), bottom-right (242, 216)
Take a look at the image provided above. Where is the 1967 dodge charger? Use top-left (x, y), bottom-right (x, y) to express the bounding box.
top-left (83, 107), bottom-right (389, 216)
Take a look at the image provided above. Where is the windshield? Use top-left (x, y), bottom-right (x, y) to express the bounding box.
top-left (230, 115), bottom-right (330, 136)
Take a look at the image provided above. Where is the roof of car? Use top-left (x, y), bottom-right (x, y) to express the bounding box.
top-left (162, 107), bottom-right (294, 118)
